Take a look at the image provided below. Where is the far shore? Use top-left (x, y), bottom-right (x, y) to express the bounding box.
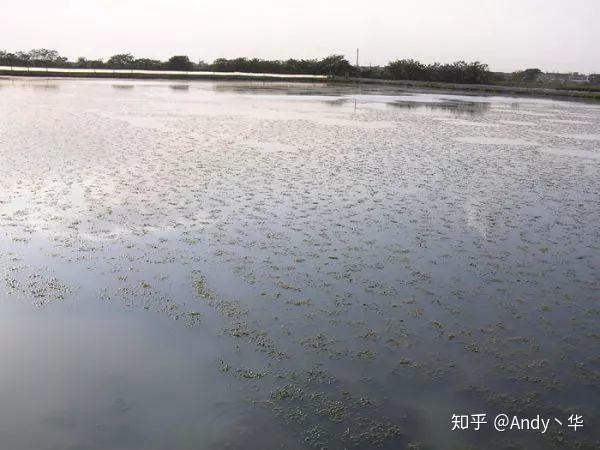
top-left (333, 76), bottom-right (600, 101)
top-left (2, 66), bottom-right (599, 101)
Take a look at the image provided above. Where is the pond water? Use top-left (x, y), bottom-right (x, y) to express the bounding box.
top-left (0, 77), bottom-right (599, 450)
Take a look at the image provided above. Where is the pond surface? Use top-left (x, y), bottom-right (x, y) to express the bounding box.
top-left (0, 78), bottom-right (599, 450)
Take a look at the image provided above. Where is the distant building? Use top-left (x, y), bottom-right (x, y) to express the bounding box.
top-left (538, 72), bottom-right (568, 83)
top-left (568, 72), bottom-right (589, 83)
top-left (539, 72), bottom-right (589, 84)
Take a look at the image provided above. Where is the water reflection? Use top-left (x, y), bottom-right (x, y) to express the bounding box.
top-left (112, 84), bottom-right (135, 90)
top-left (213, 81), bottom-right (324, 95)
top-left (0, 298), bottom-right (250, 450)
top-left (169, 84), bottom-right (190, 91)
top-left (322, 98), bottom-right (349, 107)
top-left (31, 82), bottom-right (60, 90)
top-left (389, 99), bottom-right (491, 116)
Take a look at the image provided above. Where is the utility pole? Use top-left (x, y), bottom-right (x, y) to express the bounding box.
top-left (356, 48), bottom-right (359, 68)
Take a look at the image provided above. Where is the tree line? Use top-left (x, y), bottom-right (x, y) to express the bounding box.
top-left (0, 49), bottom-right (354, 75)
top-left (362, 59), bottom-right (491, 84)
top-left (1, 48), bottom-right (492, 84)
top-left (0, 49), bottom-right (197, 71)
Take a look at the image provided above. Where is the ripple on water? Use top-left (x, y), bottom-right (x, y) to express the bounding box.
top-left (453, 136), bottom-right (538, 145)
top-left (557, 133), bottom-right (600, 141)
top-left (540, 146), bottom-right (600, 160)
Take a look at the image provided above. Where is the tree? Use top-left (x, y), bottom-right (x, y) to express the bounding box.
top-left (167, 55), bottom-right (193, 71)
top-left (76, 57), bottom-right (104, 69)
top-left (463, 61), bottom-right (490, 84)
top-left (29, 48), bottom-right (59, 61)
top-left (134, 58), bottom-right (164, 70)
top-left (7, 48), bottom-right (69, 67)
top-left (318, 55), bottom-right (353, 76)
top-left (106, 53), bottom-right (135, 69)
top-left (0, 51), bottom-right (22, 66)
top-left (514, 68), bottom-right (542, 83)
top-left (208, 55), bottom-right (353, 76)
top-left (384, 59), bottom-right (429, 81)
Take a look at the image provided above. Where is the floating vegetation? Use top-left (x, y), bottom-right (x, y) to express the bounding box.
top-left (4, 267), bottom-right (73, 306)
top-left (194, 276), bottom-right (214, 299)
top-left (300, 333), bottom-right (333, 351)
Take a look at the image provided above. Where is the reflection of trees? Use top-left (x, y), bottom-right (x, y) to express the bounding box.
top-left (389, 100), bottom-right (491, 116)
top-left (169, 84), bottom-right (190, 91)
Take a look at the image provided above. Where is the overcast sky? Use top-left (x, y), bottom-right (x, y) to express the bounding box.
top-left (2, 0), bottom-right (598, 73)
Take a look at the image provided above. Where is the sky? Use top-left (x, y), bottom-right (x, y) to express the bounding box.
top-left (2, 0), bottom-right (599, 73)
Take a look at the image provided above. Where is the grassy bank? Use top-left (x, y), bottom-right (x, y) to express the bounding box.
top-left (337, 76), bottom-right (600, 101)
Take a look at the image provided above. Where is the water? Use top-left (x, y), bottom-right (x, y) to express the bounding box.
top-left (0, 77), bottom-right (599, 450)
